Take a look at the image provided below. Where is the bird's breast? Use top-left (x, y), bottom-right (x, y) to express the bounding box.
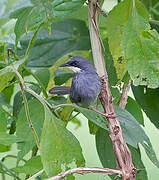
top-left (70, 72), bottom-right (101, 107)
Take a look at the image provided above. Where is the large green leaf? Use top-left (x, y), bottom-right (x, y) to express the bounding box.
top-left (116, 106), bottom-right (159, 168)
top-left (16, 99), bottom-right (44, 160)
top-left (13, 155), bottom-right (43, 175)
top-left (2, 84), bottom-right (14, 103)
top-left (95, 128), bottom-right (148, 180)
top-left (10, 0), bottom-right (86, 41)
top-left (74, 105), bottom-right (108, 131)
top-left (0, 105), bottom-right (7, 132)
top-left (132, 85), bottom-right (159, 129)
top-left (33, 68), bottom-right (50, 89)
top-left (128, 145), bottom-right (148, 180)
top-left (0, 66), bottom-right (15, 92)
top-left (104, 39), bottom-right (118, 86)
top-left (95, 129), bottom-right (116, 169)
top-left (122, 10), bottom-right (159, 88)
top-left (0, 92), bottom-right (11, 108)
top-left (13, 85), bottom-right (41, 118)
top-left (40, 107), bottom-right (85, 177)
top-left (0, 144), bottom-right (10, 152)
top-left (126, 96), bottom-right (144, 126)
top-left (106, 0), bottom-right (149, 80)
top-left (115, 106), bottom-right (146, 148)
top-left (0, 59), bottom-right (24, 92)
top-left (0, 132), bottom-right (23, 146)
top-left (17, 19), bottom-right (90, 67)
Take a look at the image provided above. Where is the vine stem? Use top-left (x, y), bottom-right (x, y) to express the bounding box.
top-left (12, 69), bottom-right (40, 149)
top-left (88, 0), bottom-right (135, 179)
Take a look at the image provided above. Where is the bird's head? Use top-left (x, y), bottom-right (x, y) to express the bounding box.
top-left (59, 56), bottom-right (95, 73)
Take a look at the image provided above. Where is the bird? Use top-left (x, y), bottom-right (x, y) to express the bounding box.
top-left (49, 56), bottom-right (101, 108)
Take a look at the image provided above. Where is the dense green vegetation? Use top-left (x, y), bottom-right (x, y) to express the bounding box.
top-left (0, 0), bottom-right (159, 179)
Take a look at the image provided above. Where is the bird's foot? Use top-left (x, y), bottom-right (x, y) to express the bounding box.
top-left (103, 112), bottom-right (117, 118)
top-left (89, 107), bottom-right (116, 118)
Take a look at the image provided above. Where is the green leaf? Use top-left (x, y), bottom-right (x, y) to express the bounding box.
top-left (126, 96), bottom-right (144, 126)
top-left (2, 84), bottom-right (14, 103)
top-left (0, 105), bottom-right (7, 132)
top-left (0, 132), bottom-right (23, 146)
top-left (10, 0), bottom-right (86, 41)
top-left (122, 11), bottom-right (159, 88)
top-left (48, 96), bottom-right (67, 106)
top-left (0, 66), bottom-right (15, 92)
top-left (115, 106), bottom-right (159, 168)
top-left (0, 144), bottom-right (10, 152)
top-left (104, 39), bottom-right (118, 86)
top-left (10, 6), bottom-right (42, 42)
top-left (0, 92), bottom-right (11, 108)
top-left (33, 68), bottom-right (50, 89)
top-left (141, 141), bottom-right (159, 169)
top-left (16, 99), bottom-right (44, 160)
top-left (95, 129), bottom-right (116, 169)
top-left (132, 85), bottom-right (159, 129)
top-left (17, 19), bottom-right (90, 67)
top-left (106, 0), bottom-right (149, 80)
top-left (13, 85), bottom-right (41, 118)
top-left (88, 121), bottom-right (99, 135)
top-left (0, 43), bottom-right (5, 61)
top-left (54, 69), bottom-right (73, 85)
top-left (128, 145), bottom-right (148, 180)
top-left (40, 107), bottom-right (85, 177)
top-left (0, 59), bottom-right (24, 92)
top-left (13, 155), bottom-right (43, 175)
top-left (74, 105), bottom-right (108, 131)
top-left (115, 106), bottom-right (146, 148)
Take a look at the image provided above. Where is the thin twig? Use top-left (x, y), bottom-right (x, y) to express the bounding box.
top-left (13, 69), bottom-right (40, 149)
top-left (46, 167), bottom-right (121, 180)
top-left (119, 80), bottom-right (131, 109)
top-left (25, 87), bottom-right (52, 109)
top-left (150, 19), bottom-right (159, 25)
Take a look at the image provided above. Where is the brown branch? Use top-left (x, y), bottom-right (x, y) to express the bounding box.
top-left (46, 167), bottom-right (121, 180)
top-left (88, 0), bottom-right (136, 179)
top-left (119, 80), bottom-right (132, 109)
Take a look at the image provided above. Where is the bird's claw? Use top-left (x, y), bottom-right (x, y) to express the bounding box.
top-left (104, 112), bottom-right (117, 118)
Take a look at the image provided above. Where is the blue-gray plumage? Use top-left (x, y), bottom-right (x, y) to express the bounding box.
top-left (49, 56), bottom-right (101, 108)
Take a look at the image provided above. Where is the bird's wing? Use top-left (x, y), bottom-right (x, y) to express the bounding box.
top-left (49, 86), bottom-right (71, 95)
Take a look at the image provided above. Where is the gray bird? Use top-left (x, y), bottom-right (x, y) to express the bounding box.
top-left (49, 56), bottom-right (101, 108)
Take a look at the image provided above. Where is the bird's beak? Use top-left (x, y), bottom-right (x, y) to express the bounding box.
top-left (59, 63), bottom-right (69, 67)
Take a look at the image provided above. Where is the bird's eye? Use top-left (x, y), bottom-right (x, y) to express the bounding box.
top-left (71, 61), bottom-right (77, 67)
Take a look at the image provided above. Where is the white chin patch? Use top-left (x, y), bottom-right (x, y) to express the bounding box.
top-left (68, 66), bottom-right (81, 73)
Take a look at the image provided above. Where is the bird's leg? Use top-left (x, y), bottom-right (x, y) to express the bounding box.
top-left (96, 97), bottom-right (99, 110)
top-left (89, 107), bottom-right (116, 118)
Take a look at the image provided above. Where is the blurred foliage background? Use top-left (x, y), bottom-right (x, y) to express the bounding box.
top-left (0, 0), bottom-right (159, 179)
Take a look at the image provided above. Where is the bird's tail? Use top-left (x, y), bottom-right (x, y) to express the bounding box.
top-left (49, 86), bottom-right (71, 95)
